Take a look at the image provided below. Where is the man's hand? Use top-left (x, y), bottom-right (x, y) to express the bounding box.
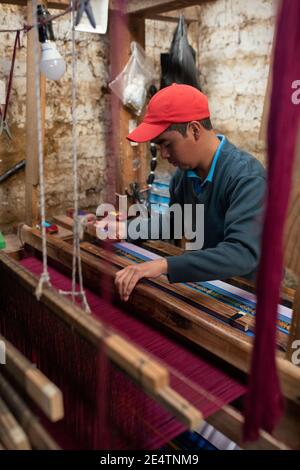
top-left (115, 259), bottom-right (168, 302)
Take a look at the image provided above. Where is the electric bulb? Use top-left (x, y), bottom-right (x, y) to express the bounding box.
top-left (40, 41), bottom-right (66, 81)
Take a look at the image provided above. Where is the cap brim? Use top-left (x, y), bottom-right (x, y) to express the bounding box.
top-left (127, 121), bottom-right (170, 143)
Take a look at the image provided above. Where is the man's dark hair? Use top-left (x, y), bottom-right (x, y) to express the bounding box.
top-left (167, 118), bottom-right (213, 135)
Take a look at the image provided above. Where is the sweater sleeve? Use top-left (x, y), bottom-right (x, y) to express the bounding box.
top-left (166, 175), bottom-right (266, 283)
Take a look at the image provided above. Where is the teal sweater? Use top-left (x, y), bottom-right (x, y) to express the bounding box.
top-left (166, 138), bottom-right (266, 283)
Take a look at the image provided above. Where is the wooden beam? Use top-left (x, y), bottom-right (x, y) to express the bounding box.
top-left (285, 129), bottom-right (300, 359)
top-left (0, 0), bottom-right (68, 8)
top-left (142, 239), bottom-right (296, 307)
top-left (0, 333), bottom-right (64, 422)
top-left (25, 0), bottom-right (48, 226)
top-left (0, 373), bottom-right (60, 450)
top-left (110, 0), bottom-right (214, 16)
top-left (80, 241), bottom-right (255, 333)
top-left (0, 396), bottom-right (31, 450)
top-left (109, 9), bottom-right (147, 196)
top-left (207, 404), bottom-right (289, 450)
top-left (145, 13), bottom-right (197, 24)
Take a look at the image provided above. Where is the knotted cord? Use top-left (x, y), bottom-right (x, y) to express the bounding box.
top-left (59, 0), bottom-right (90, 314)
top-left (32, 0), bottom-right (51, 300)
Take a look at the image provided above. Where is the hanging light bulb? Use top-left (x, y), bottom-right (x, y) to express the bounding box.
top-left (40, 41), bottom-right (66, 80)
top-left (37, 4), bottom-right (66, 81)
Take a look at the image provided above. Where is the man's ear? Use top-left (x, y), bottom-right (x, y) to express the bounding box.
top-left (188, 121), bottom-right (202, 141)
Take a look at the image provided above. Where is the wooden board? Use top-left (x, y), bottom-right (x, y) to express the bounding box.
top-left (141, 240), bottom-right (295, 307)
top-left (110, 0), bottom-right (215, 16)
top-left (109, 9), bottom-right (147, 196)
top-left (80, 241), bottom-right (252, 332)
top-left (0, 0), bottom-right (68, 8)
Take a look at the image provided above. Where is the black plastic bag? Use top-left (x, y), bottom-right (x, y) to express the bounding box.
top-left (160, 15), bottom-right (201, 91)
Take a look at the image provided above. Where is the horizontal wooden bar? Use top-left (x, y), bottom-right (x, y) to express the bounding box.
top-left (105, 334), bottom-right (169, 392)
top-left (110, 0), bottom-right (214, 16)
top-left (142, 239), bottom-right (296, 307)
top-left (0, 396), bottom-right (31, 450)
top-left (52, 216), bottom-right (288, 347)
top-left (0, 373), bottom-right (60, 449)
top-left (80, 241), bottom-right (250, 332)
top-left (0, 334), bottom-right (64, 422)
top-left (145, 13), bottom-right (197, 24)
top-left (0, 0), bottom-right (69, 9)
top-left (207, 404), bottom-right (289, 450)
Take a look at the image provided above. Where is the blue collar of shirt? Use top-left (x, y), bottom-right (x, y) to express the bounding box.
top-left (186, 134), bottom-right (226, 187)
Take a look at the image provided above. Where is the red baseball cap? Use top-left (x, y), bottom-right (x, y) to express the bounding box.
top-left (127, 83), bottom-right (210, 143)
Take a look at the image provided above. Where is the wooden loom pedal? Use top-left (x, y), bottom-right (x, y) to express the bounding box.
top-left (0, 334), bottom-right (64, 422)
top-left (0, 396), bottom-right (31, 450)
top-left (0, 373), bottom-right (60, 450)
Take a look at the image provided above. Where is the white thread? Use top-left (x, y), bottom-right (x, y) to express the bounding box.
top-left (32, 0), bottom-right (51, 300)
top-left (59, 1), bottom-right (91, 314)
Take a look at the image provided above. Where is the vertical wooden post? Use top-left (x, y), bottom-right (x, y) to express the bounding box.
top-left (25, 0), bottom-right (46, 226)
top-left (287, 284), bottom-right (300, 362)
top-left (109, 8), bottom-right (147, 197)
top-left (285, 132), bottom-right (300, 362)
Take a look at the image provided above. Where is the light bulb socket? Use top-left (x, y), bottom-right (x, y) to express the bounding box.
top-left (37, 4), bottom-right (55, 43)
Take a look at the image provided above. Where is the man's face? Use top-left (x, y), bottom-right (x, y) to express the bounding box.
top-left (153, 127), bottom-right (199, 171)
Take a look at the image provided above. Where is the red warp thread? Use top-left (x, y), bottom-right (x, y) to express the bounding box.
top-left (17, 256), bottom-right (246, 449)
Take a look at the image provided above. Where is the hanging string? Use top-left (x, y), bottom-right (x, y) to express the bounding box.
top-left (32, 0), bottom-right (51, 300)
top-left (59, 0), bottom-right (91, 314)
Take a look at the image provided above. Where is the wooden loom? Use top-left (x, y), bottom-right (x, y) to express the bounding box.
top-left (1, 0), bottom-right (300, 451)
top-left (0, 223), bottom-right (296, 450)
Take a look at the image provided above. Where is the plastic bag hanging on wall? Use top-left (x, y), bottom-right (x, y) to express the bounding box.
top-left (75, 0), bottom-right (109, 35)
top-left (109, 42), bottom-right (153, 116)
top-left (161, 15), bottom-right (201, 91)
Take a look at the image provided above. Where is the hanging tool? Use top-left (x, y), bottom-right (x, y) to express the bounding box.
top-left (0, 109), bottom-right (12, 140)
top-left (0, 31), bottom-right (21, 140)
top-left (75, 0), bottom-right (96, 29)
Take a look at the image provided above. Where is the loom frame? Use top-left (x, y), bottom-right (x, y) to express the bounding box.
top-left (0, 243), bottom-right (291, 450)
top-left (12, 223), bottom-right (300, 449)
top-left (0, 249), bottom-right (206, 432)
top-left (1, 0), bottom-right (300, 450)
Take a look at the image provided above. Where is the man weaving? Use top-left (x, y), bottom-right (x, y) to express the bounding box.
top-left (115, 84), bottom-right (266, 302)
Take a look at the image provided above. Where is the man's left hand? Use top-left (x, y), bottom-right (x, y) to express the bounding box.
top-left (115, 259), bottom-right (168, 302)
